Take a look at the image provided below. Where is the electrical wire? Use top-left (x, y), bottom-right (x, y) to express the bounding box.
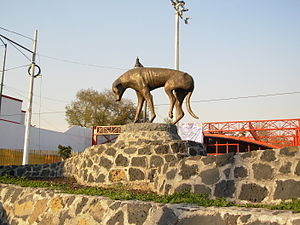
top-left (14, 92), bottom-right (300, 117)
top-left (38, 54), bottom-right (126, 71)
top-left (154, 91), bottom-right (300, 106)
top-left (4, 85), bottom-right (70, 104)
top-left (4, 80), bottom-right (300, 106)
top-left (37, 53), bottom-right (42, 149)
top-left (0, 64), bottom-right (30, 72)
top-left (8, 40), bottom-right (31, 61)
top-left (193, 91), bottom-right (300, 103)
top-left (0, 26), bottom-right (33, 41)
top-left (0, 37), bottom-right (6, 45)
top-left (0, 111), bottom-right (65, 117)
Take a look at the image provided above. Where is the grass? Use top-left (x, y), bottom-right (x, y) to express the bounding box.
top-left (0, 175), bottom-right (300, 212)
top-left (0, 175), bottom-right (67, 190)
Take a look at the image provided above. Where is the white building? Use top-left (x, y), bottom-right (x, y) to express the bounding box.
top-left (0, 95), bottom-right (91, 152)
top-left (0, 95), bottom-right (25, 124)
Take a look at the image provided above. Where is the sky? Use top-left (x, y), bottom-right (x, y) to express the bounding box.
top-left (1, 0), bottom-right (299, 132)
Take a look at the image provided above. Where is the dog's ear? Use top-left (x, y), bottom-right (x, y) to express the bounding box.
top-left (112, 79), bottom-right (125, 96)
top-left (115, 80), bottom-right (124, 91)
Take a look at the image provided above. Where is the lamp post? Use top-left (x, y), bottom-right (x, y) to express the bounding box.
top-left (170, 0), bottom-right (190, 70)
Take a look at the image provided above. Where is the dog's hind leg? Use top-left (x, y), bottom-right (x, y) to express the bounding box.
top-left (173, 89), bottom-right (187, 124)
top-left (164, 87), bottom-right (176, 119)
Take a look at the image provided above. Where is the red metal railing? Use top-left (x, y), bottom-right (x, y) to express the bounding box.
top-left (202, 118), bottom-right (300, 148)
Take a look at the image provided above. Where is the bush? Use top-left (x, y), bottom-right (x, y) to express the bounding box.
top-left (58, 145), bottom-right (72, 160)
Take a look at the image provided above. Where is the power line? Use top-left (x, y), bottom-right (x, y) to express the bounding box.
top-left (4, 85), bottom-right (70, 104)
top-left (0, 26), bottom-right (33, 41)
top-left (0, 64), bottom-right (30, 72)
top-left (0, 33), bottom-right (33, 54)
top-left (38, 54), bottom-right (126, 71)
top-left (193, 91), bottom-right (300, 103)
top-left (0, 37), bottom-right (5, 45)
top-left (4, 83), bottom-right (300, 107)
top-left (7, 39), bottom-right (31, 61)
top-left (155, 91), bottom-right (300, 106)
top-left (0, 111), bottom-right (65, 117)
top-left (1, 91), bottom-right (299, 117)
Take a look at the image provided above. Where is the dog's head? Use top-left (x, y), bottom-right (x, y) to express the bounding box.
top-left (112, 79), bottom-right (125, 101)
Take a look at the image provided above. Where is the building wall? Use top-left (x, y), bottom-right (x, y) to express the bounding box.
top-left (0, 120), bottom-right (91, 152)
top-left (0, 95), bottom-right (91, 152)
top-left (0, 95), bottom-right (24, 124)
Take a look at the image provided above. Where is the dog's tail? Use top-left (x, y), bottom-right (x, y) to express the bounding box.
top-left (186, 91), bottom-right (199, 119)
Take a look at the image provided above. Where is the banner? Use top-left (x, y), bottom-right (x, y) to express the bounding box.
top-left (177, 123), bottom-right (203, 143)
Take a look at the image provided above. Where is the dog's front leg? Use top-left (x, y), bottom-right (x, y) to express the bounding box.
top-left (142, 90), bottom-right (156, 123)
top-left (134, 91), bottom-right (145, 123)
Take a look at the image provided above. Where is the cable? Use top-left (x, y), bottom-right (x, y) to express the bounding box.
top-left (8, 40), bottom-right (31, 61)
top-left (3, 86), bottom-right (28, 99)
top-left (5, 82), bottom-right (300, 106)
top-left (4, 85), bottom-right (70, 104)
top-left (38, 54), bottom-right (126, 71)
top-left (37, 54), bottom-right (42, 149)
top-left (0, 111), bottom-right (65, 117)
top-left (0, 64), bottom-right (30, 72)
top-left (0, 26), bottom-right (33, 41)
top-left (0, 33), bottom-right (33, 54)
top-left (36, 95), bottom-right (69, 104)
top-left (193, 91), bottom-right (300, 103)
top-left (154, 91), bottom-right (300, 106)
top-left (0, 37), bottom-right (6, 45)
top-left (37, 117), bottom-right (66, 133)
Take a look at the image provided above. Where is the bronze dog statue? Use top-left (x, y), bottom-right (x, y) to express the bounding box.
top-left (112, 67), bottom-right (199, 124)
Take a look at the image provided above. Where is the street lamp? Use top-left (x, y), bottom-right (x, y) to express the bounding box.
top-left (170, 0), bottom-right (190, 70)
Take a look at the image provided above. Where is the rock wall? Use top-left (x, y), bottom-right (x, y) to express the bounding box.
top-left (155, 146), bottom-right (300, 204)
top-left (62, 123), bottom-right (205, 191)
top-left (63, 139), bottom-right (204, 191)
top-left (0, 162), bottom-right (64, 178)
top-left (1, 184), bottom-right (300, 225)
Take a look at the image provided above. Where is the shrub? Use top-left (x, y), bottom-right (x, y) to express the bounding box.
top-left (57, 145), bottom-right (72, 160)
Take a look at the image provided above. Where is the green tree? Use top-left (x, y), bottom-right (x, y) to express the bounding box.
top-left (65, 89), bottom-right (136, 127)
top-left (58, 144), bottom-right (72, 160)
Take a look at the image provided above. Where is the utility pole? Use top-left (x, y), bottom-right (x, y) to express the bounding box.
top-left (22, 30), bottom-right (38, 165)
top-left (175, 9), bottom-right (180, 70)
top-left (0, 39), bottom-right (7, 115)
top-left (170, 0), bottom-right (190, 70)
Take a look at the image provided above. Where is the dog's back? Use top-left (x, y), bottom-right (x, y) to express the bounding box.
top-left (122, 67), bottom-right (188, 90)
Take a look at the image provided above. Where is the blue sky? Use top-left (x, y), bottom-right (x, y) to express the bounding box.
top-left (1, 0), bottom-right (299, 131)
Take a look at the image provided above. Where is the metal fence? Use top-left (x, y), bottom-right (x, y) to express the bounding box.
top-left (0, 149), bottom-right (62, 165)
